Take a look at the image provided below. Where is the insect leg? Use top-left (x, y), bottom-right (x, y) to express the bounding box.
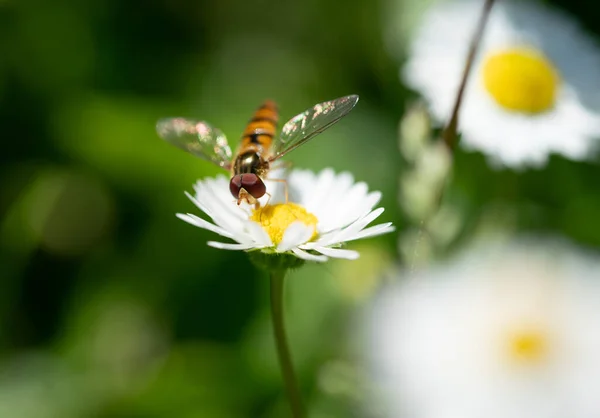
top-left (267, 178), bottom-right (289, 203)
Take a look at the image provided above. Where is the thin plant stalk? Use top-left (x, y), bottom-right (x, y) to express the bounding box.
top-left (270, 270), bottom-right (305, 418)
top-left (442, 0), bottom-right (497, 150)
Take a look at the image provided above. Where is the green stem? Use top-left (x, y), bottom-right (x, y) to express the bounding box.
top-left (442, 0), bottom-right (496, 150)
top-left (270, 269), bottom-right (305, 418)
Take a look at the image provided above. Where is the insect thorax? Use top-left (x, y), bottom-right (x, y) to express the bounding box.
top-left (233, 151), bottom-right (268, 176)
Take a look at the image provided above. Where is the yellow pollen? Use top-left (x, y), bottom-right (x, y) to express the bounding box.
top-left (507, 330), bottom-right (547, 364)
top-left (251, 203), bottom-right (318, 245)
top-left (482, 47), bottom-right (560, 114)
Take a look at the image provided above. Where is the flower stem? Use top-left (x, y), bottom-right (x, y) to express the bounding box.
top-left (270, 269), bottom-right (305, 418)
top-left (442, 0), bottom-right (496, 150)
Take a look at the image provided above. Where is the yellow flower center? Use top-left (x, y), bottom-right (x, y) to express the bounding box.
top-left (507, 329), bottom-right (547, 364)
top-left (482, 47), bottom-right (560, 114)
top-left (251, 203), bottom-right (318, 245)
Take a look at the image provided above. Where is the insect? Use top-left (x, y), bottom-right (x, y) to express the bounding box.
top-left (156, 95), bottom-right (359, 208)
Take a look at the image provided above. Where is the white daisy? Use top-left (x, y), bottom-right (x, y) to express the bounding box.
top-left (176, 168), bottom-right (394, 262)
top-left (398, 0), bottom-right (600, 167)
top-left (365, 238), bottom-right (600, 418)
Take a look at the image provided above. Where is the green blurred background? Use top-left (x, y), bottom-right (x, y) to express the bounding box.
top-left (2, 0), bottom-right (600, 416)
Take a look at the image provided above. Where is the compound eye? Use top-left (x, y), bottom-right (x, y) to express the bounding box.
top-left (229, 175), bottom-right (243, 199)
top-left (229, 174), bottom-right (267, 200)
top-left (241, 173), bottom-right (266, 199)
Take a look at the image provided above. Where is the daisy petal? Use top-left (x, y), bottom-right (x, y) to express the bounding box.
top-left (187, 187), bottom-right (243, 233)
top-left (318, 190), bottom-right (383, 234)
top-left (346, 223), bottom-right (396, 242)
top-left (314, 171), bottom-right (355, 216)
top-left (351, 191), bottom-right (383, 222)
top-left (291, 248), bottom-right (328, 262)
top-left (207, 241), bottom-right (261, 250)
top-left (309, 246), bottom-right (360, 260)
top-left (185, 191), bottom-right (213, 218)
top-left (202, 183), bottom-right (249, 228)
top-left (176, 213), bottom-right (236, 239)
top-left (278, 222), bottom-right (315, 252)
top-left (322, 207), bottom-right (386, 246)
top-left (302, 168), bottom-right (336, 213)
top-left (245, 220), bottom-right (273, 247)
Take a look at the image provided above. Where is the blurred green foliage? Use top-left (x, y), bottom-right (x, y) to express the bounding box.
top-left (1, 0), bottom-right (600, 416)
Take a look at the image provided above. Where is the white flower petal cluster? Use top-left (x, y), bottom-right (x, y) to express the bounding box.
top-left (177, 168), bottom-right (394, 262)
top-left (365, 238), bottom-right (600, 418)
top-left (398, 0), bottom-right (600, 167)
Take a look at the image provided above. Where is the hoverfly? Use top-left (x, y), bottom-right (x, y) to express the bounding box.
top-left (156, 95), bottom-right (359, 208)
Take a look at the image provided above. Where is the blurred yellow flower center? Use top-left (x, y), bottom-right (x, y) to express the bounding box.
top-left (482, 47), bottom-right (560, 114)
top-left (251, 203), bottom-right (318, 245)
top-left (507, 330), bottom-right (547, 363)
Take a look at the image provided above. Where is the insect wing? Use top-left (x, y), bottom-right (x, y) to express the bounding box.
top-left (156, 118), bottom-right (233, 169)
top-left (269, 95), bottom-right (359, 162)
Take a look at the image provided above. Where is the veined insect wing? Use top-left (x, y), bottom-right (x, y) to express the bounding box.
top-left (268, 94), bottom-right (359, 162)
top-left (156, 117), bottom-right (233, 169)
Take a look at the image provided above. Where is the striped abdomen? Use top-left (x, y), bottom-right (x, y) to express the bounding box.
top-left (239, 100), bottom-right (279, 153)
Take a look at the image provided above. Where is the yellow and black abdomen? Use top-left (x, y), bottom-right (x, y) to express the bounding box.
top-left (240, 100), bottom-right (279, 152)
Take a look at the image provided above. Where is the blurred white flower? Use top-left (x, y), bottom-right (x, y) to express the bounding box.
top-left (177, 168), bottom-right (394, 262)
top-left (365, 238), bottom-right (600, 418)
top-left (399, 0), bottom-right (600, 168)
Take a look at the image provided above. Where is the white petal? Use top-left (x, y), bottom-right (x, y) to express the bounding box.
top-left (346, 223), bottom-right (396, 242)
top-left (277, 222), bottom-right (314, 252)
top-left (291, 248), bottom-right (328, 262)
top-left (322, 208), bottom-right (386, 246)
top-left (350, 191), bottom-right (383, 223)
top-left (175, 213), bottom-right (236, 239)
top-left (207, 176), bottom-right (241, 207)
top-left (308, 246), bottom-right (360, 260)
top-left (207, 241), bottom-right (260, 250)
top-left (337, 181), bottom-right (368, 211)
top-left (319, 190), bottom-right (383, 233)
top-left (245, 220), bottom-right (273, 247)
top-left (303, 230), bottom-right (338, 248)
top-left (312, 171), bottom-right (355, 217)
top-left (185, 191), bottom-right (213, 218)
top-left (302, 168), bottom-right (336, 213)
top-left (204, 180), bottom-right (251, 224)
top-left (315, 181), bottom-right (365, 230)
top-left (286, 169), bottom-right (315, 204)
top-left (204, 199), bottom-right (249, 237)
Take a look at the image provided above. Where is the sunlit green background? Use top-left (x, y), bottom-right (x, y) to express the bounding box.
top-left (2, 0), bottom-right (600, 416)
